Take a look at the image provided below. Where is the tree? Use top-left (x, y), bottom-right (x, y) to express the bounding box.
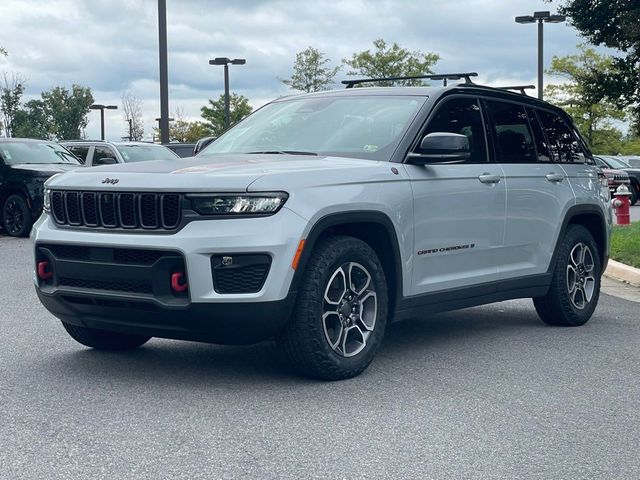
top-left (13, 100), bottom-right (51, 139)
top-left (201, 93), bottom-right (253, 136)
top-left (121, 91), bottom-right (144, 141)
top-left (554, 0), bottom-right (640, 134)
top-left (281, 46), bottom-right (340, 92)
top-left (41, 85), bottom-right (94, 140)
top-left (545, 45), bottom-right (626, 148)
top-left (168, 120), bottom-right (211, 143)
top-left (343, 38), bottom-right (440, 86)
top-left (0, 72), bottom-right (26, 137)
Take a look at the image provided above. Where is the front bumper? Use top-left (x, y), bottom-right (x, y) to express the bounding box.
top-left (32, 208), bottom-right (307, 343)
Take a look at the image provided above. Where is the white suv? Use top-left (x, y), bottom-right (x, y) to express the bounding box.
top-left (33, 74), bottom-right (612, 380)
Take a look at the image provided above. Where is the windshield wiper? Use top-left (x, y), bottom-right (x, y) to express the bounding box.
top-left (247, 150), bottom-right (318, 156)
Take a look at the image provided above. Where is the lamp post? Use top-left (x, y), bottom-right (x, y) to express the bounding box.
top-left (515, 11), bottom-right (566, 100)
top-left (158, 0), bottom-right (170, 144)
top-left (154, 117), bottom-right (174, 143)
top-left (209, 57), bottom-right (246, 128)
top-left (90, 104), bottom-right (118, 140)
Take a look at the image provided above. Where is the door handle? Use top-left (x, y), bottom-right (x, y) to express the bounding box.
top-left (478, 173), bottom-right (501, 184)
top-left (546, 173), bottom-right (565, 183)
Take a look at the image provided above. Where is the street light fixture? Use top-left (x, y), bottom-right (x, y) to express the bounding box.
top-left (209, 57), bottom-right (246, 129)
top-left (90, 104), bottom-right (118, 140)
top-left (515, 11), bottom-right (566, 100)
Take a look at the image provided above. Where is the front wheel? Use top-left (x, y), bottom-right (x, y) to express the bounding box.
top-left (61, 322), bottom-right (151, 351)
top-left (533, 225), bottom-right (601, 326)
top-left (278, 235), bottom-right (388, 380)
top-left (2, 194), bottom-right (32, 237)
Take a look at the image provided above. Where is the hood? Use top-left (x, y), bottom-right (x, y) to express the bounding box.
top-left (9, 163), bottom-right (82, 175)
top-left (44, 153), bottom-right (383, 192)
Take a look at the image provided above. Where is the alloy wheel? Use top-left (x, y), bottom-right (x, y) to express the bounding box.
top-left (322, 262), bottom-right (378, 357)
top-left (4, 199), bottom-right (24, 235)
top-left (566, 242), bottom-right (596, 310)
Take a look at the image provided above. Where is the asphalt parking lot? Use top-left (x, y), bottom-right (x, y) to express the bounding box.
top-left (1, 235), bottom-right (639, 479)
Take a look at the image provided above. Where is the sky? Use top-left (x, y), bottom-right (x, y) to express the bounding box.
top-left (0, 0), bottom-right (606, 141)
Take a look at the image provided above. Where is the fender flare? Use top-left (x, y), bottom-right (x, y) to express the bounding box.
top-left (289, 210), bottom-right (405, 306)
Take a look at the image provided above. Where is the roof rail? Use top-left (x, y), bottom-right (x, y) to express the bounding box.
top-left (61, 139), bottom-right (107, 143)
top-left (342, 72), bottom-right (478, 89)
top-left (496, 85), bottom-right (536, 96)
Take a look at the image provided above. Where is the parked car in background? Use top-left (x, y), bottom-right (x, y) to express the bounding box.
top-left (621, 155), bottom-right (640, 168)
top-left (163, 143), bottom-right (195, 158)
top-left (193, 136), bottom-right (217, 155)
top-left (61, 141), bottom-right (179, 166)
top-left (594, 155), bottom-right (639, 205)
top-left (0, 138), bottom-right (82, 237)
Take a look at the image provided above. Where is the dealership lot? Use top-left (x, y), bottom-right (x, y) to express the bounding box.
top-left (1, 235), bottom-right (639, 479)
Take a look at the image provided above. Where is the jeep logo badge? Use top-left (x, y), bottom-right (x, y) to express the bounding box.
top-left (101, 178), bottom-right (119, 185)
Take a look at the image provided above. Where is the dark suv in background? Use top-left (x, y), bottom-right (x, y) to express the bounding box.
top-left (594, 155), bottom-right (639, 205)
top-left (0, 139), bottom-right (81, 236)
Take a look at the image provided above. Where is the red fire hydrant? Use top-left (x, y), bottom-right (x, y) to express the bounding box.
top-left (612, 184), bottom-right (631, 225)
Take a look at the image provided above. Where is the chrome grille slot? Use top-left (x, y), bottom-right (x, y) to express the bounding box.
top-left (65, 192), bottom-right (81, 225)
top-left (81, 192), bottom-right (98, 226)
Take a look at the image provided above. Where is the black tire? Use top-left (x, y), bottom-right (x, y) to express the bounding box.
top-left (533, 225), bottom-right (601, 326)
top-left (277, 235), bottom-right (388, 380)
top-left (61, 322), bottom-right (151, 351)
top-left (2, 194), bottom-right (32, 237)
top-left (629, 182), bottom-right (639, 206)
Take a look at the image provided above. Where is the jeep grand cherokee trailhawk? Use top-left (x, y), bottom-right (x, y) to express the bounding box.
top-left (32, 73), bottom-right (612, 380)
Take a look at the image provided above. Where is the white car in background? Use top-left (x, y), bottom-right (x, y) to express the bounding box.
top-left (61, 141), bottom-right (179, 167)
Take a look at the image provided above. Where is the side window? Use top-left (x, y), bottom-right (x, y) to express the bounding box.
top-left (422, 97), bottom-right (487, 163)
top-left (485, 100), bottom-right (536, 163)
top-left (537, 110), bottom-right (587, 163)
top-left (526, 108), bottom-right (552, 162)
top-left (93, 146), bottom-right (118, 166)
top-left (67, 145), bottom-right (90, 163)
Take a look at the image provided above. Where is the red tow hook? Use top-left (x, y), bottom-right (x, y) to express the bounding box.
top-left (171, 272), bottom-right (188, 293)
top-left (37, 261), bottom-right (53, 280)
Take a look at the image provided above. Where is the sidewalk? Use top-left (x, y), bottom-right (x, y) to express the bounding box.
top-left (602, 276), bottom-right (640, 303)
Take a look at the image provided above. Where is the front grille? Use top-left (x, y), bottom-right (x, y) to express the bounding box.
top-left (211, 254), bottom-right (271, 294)
top-left (51, 191), bottom-right (182, 231)
top-left (37, 244), bottom-right (187, 303)
top-left (59, 277), bottom-right (153, 295)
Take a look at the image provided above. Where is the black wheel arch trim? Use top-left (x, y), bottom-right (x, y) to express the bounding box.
top-left (549, 204), bottom-right (609, 274)
top-left (290, 210), bottom-right (404, 309)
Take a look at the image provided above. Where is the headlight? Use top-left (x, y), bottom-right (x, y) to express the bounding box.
top-left (188, 192), bottom-right (288, 216)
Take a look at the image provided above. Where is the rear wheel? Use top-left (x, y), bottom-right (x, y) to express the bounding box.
top-left (533, 225), bottom-right (601, 326)
top-left (61, 322), bottom-right (151, 351)
top-left (629, 182), bottom-right (639, 206)
top-left (278, 235), bottom-right (388, 380)
top-left (2, 194), bottom-right (32, 237)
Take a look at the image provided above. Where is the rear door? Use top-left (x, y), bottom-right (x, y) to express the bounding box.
top-left (407, 96), bottom-right (507, 295)
top-left (485, 99), bottom-right (575, 278)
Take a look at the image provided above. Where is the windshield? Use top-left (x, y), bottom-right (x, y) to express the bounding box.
top-left (604, 156), bottom-right (630, 169)
top-left (201, 95), bottom-right (426, 160)
top-left (0, 141), bottom-right (80, 165)
top-left (116, 145), bottom-right (179, 162)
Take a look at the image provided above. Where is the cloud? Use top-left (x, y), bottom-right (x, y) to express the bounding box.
top-left (0, 0), bottom-right (612, 140)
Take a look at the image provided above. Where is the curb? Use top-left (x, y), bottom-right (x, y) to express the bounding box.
top-left (604, 259), bottom-right (640, 287)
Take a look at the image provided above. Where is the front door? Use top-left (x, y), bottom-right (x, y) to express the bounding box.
top-left (407, 96), bottom-right (507, 295)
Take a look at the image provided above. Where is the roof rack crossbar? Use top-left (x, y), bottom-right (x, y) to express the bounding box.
top-left (342, 72), bottom-right (478, 88)
top-left (496, 85), bottom-right (536, 96)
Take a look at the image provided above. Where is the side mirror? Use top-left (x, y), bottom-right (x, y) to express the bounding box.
top-left (407, 132), bottom-right (471, 164)
top-left (96, 157), bottom-right (118, 166)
